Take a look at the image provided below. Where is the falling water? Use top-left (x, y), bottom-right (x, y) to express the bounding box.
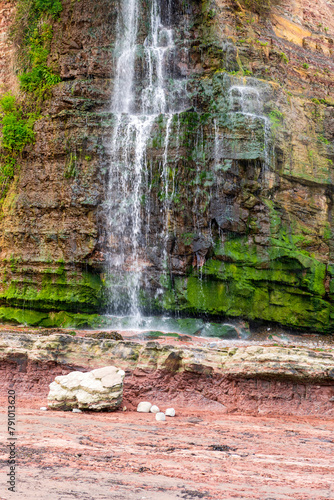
top-left (106, 0), bottom-right (188, 319)
top-left (228, 85), bottom-right (272, 172)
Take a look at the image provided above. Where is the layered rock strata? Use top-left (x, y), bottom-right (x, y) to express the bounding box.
top-left (1, 333), bottom-right (334, 416)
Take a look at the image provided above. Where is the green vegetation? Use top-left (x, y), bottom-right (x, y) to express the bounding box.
top-left (269, 109), bottom-right (284, 128)
top-left (318, 134), bottom-right (330, 145)
top-left (0, 307), bottom-right (109, 329)
top-left (10, 0), bottom-right (62, 97)
top-left (0, 268), bottom-right (106, 313)
top-left (160, 231), bottom-right (333, 333)
top-left (0, 94), bottom-right (36, 195)
top-left (0, 1), bottom-right (63, 197)
top-left (19, 23), bottom-right (61, 94)
top-left (64, 153), bottom-right (78, 178)
top-left (280, 52), bottom-right (289, 64)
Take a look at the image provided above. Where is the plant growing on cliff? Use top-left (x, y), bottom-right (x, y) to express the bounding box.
top-left (18, 22), bottom-right (61, 94)
top-left (0, 94), bottom-right (36, 194)
top-left (10, 0), bottom-right (62, 97)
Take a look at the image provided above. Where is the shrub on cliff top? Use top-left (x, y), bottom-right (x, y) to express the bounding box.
top-left (242, 0), bottom-right (282, 15)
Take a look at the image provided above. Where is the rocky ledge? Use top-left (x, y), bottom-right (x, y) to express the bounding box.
top-left (1, 333), bottom-right (333, 417)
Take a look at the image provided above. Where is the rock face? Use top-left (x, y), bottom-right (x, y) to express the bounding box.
top-left (47, 365), bottom-right (125, 411)
top-left (0, 0), bottom-right (333, 332)
top-left (0, 0), bottom-right (17, 93)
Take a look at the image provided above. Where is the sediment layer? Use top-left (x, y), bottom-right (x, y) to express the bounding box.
top-left (1, 333), bottom-right (333, 417)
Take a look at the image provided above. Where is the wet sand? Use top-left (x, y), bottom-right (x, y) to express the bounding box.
top-left (0, 404), bottom-right (333, 500)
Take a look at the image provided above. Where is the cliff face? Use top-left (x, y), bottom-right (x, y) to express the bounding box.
top-left (0, 0), bottom-right (16, 92)
top-left (0, 0), bottom-right (333, 332)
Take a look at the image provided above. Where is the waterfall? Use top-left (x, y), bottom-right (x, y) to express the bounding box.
top-left (106, 0), bottom-right (188, 319)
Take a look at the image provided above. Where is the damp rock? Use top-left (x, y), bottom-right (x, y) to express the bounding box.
top-left (137, 402), bottom-right (152, 413)
top-left (89, 331), bottom-right (123, 341)
top-left (47, 366), bottom-right (125, 411)
top-left (165, 408), bottom-right (176, 417)
top-left (156, 412), bottom-right (166, 422)
top-left (150, 405), bottom-right (160, 413)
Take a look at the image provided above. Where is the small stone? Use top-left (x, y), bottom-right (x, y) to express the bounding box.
top-left (150, 405), bottom-right (160, 413)
top-left (72, 409), bottom-right (82, 413)
top-left (40, 407), bottom-right (48, 411)
top-left (137, 402), bottom-right (152, 413)
top-left (156, 412), bottom-right (166, 422)
top-left (165, 408), bottom-right (176, 417)
top-left (123, 406), bottom-right (127, 411)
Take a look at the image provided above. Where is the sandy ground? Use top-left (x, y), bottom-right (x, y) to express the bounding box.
top-left (0, 404), bottom-right (333, 500)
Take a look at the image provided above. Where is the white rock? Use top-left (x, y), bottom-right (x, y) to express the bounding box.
top-left (137, 402), bottom-right (152, 413)
top-left (150, 405), bottom-right (160, 414)
top-left (40, 407), bottom-right (47, 411)
top-left (47, 366), bottom-right (125, 411)
top-left (91, 366), bottom-right (118, 379)
top-left (165, 408), bottom-right (176, 417)
top-left (55, 371), bottom-right (85, 390)
top-left (156, 412), bottom-right (166, 422)
top-left (72, 409), bottom-right (82, 413)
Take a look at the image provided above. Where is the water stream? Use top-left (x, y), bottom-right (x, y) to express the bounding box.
top-left (228, 85), bottom-right (272, 178)
top-left (106, 0), bottom-right (188, 322)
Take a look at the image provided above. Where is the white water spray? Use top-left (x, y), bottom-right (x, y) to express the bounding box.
top-left (106, 0), bottom-right (188, 318)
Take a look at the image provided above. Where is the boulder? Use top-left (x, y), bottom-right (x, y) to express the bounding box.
top-left (47, 366), bottom-right (125, 411)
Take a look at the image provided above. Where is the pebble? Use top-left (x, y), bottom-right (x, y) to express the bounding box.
top-left (40, 407), bottom-right (48, 411)
top-left (150, 405), bottom-right (160, 413)
top-left (137, 402), bottom-right (152, 413)
top-left (165, 408), bottom-right (176, 417)
top-left (72, 409), bottom-right (82, 413)
top-left (156, 412), bottom-right (166, 422)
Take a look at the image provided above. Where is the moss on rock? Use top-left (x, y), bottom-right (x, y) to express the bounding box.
top-left (0, 306), bottom-right (110, 329)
